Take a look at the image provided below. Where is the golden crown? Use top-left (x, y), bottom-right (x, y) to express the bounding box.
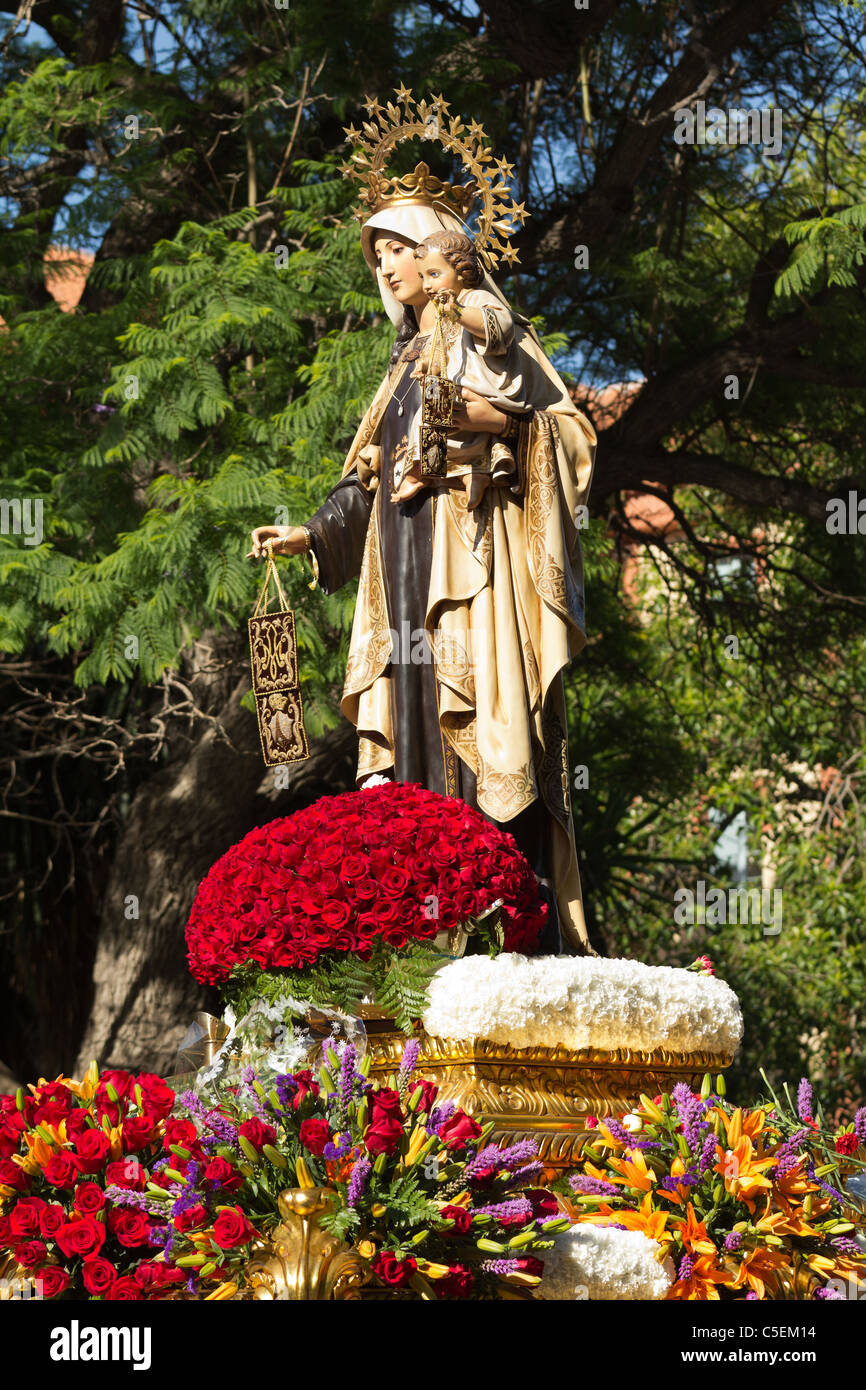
top-left (340, 87), bottom-right (528, 271)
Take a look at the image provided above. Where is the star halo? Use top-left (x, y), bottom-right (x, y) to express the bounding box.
top-left (340, 88), bottom-right (528, 272)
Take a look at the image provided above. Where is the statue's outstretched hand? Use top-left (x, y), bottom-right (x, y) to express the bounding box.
top-left (247, 525), bottom-right (309, 559)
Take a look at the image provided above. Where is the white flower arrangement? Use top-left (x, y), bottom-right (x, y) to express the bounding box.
top-left (540, 1224), bottom-right (674, 1301)
top-left (421, 953), bottom-right (743, 1056)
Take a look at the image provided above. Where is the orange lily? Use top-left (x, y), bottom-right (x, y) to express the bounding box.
top-left (580, 1191), bottom-right (673, 1244)
top-left (730, 1244), bottom-right (789, 1299)
top-left (607, 1147), bottom-right (656, 1192)
top-left (668, 1254), bottom-right (735, 1300)
top-left (714, 1135), bottom-right (775, 1208)
top-left (676, 1202), bottom-right (717, 1256)
top-left (713, 1106), bottom-right (766, 1145)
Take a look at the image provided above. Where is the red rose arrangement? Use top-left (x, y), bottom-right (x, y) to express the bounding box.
top-left (185, 783), bottom-right (547, 989)
top-left (0, 1067), bottom-right (255, 1301)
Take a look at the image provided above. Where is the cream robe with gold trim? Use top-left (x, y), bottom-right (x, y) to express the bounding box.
top-left (334, 324), bottom-right (597, 953)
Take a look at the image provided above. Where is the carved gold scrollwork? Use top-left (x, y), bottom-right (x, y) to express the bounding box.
top-left (367, 1030), bottom-right (734, 1171)
top-left (242, 1188), bottom-right (371, 1301)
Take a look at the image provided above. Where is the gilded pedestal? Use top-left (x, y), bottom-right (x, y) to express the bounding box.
top-left (368, 1026), bottom-right (734, 1170)
top-left (242, 1187), bottom-right (369, 1300)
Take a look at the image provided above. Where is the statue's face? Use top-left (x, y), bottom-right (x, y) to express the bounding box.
top-left (415, 249), bottom-right (462, 298)
top-left (373, 231), bottom-right (426, 306)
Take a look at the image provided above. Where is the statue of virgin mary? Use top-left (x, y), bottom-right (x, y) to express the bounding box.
top-left (251, 95), bottom-right (598, 955)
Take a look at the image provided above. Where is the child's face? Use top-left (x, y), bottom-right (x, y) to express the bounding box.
top-left (416, 250), bottom-right (462, 298)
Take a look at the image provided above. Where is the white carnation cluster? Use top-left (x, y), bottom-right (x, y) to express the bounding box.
top-left (541, 1225), bottom-right (674, 1301)
top-left (421, 953), bottom-right (743, 1055)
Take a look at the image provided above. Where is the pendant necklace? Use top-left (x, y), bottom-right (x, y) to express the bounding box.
top-left (386, 333), bottom-right (429, 416)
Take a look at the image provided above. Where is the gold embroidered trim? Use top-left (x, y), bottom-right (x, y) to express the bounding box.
top-left (343, 488), bottom-right (392, 699)
top-left (476, 755), bottom-right (537, 821)
top-left (526, 413), bottom-right (569, 612)
top-left (483, 305), bottom-right (504, 355)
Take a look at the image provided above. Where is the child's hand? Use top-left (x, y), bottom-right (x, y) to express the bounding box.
top-left (432, 289), bottom-right (460, 318)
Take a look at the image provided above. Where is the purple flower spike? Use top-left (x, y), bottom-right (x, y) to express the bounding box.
top-left (796, 1078), bottom-right (813, 1122)
top-left (569, 1175), bottom-right (620, 1198)
top-left (600, 1116), bottom-right (633, 1146)
top-left (347, 1157), bottom-right (372, 1209)
top-left (427, 1101), bottom-right (456, 1136)
top-left (399, 1038), bottom-right (420, 1078)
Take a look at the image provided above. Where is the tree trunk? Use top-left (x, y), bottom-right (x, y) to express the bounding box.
top-left (74, 670), bottom-right (357, 1077)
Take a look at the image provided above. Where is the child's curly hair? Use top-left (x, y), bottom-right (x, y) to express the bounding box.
top-left (414, 231), bottom-right (483, 288)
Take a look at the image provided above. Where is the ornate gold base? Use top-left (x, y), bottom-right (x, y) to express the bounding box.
top-left (243, 1188), bottom-right (369, 1300)
top-left (368, 1028), bottom-right (734, 1170)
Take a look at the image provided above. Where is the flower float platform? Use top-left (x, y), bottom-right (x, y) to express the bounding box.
top-left (363, 954), bottom-right (742, 1171)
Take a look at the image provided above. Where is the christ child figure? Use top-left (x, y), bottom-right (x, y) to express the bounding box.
top-left (390, 231), bottom-right (532, 510)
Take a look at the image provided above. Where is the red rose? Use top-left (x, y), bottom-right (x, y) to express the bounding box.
top-left (163, 1118), bottom-right (198, 1151)
top-left (213, 1206), bottom-right (255, 1250)
top-left (835, 1133), bottom-right (859, 1156)
top-left (238, 1118), bottom-right (277, 1151)
top-left (0, 1121), bottom-right (20, 1159)
top-left (0, 1215), bottom-right (10, 1244)
top-left (378, 867), bottom-right (408, 900)
top-left (56, 1216), bottom-right (106, 1259)
top-left (34, 1265), bottom-right (70, 1298)
top-left (108, 1276), bottom-right (142, 1300)
top-left (73, 1129), bottom-right (111, 1175)
top-left (408, 1080), bottom-right (438, 1114)
top-left (290, 1071), bottom-right (320, 1110)
top-left (439, 1204), bottom-right (473, 1234)
top-left (203, 1156), bottom-right (243, 1192)
top-left (299, 1117), bottom-right (332, 1156)
top-left (105, 1158), bottom-right (145, 1190)
top-left (9, 1197), bottom-right (47, 1239)
top-left (39, 1203), bottom-right (66, 1239)
top-left (94, 1089), bottom-right (125, 1127)
top-left (121, 1116), bottom-right (158, 1153)
top-left (524, 1188), bottom-right (560, 1219)
top-left (320, 900), bottom-right (352, 932)
top-left (107, 1209), bottom-right (152, 1248)
top-left (363, 1117), bottom-right (404, 1158)
top-left (371, 1250), bottom-right (417, 1286)
top-left (369, 1087), bottom-right (402, 1120)
top-left (174, 1204), bottom-right (208, 1233)
top-left (134, 1261), bottom-right (184, 1289)
top-left (438, 1110), bottom-right (483, 1152)
top-left (63, 1108), bottom-right (94, 1140)
top-left (512, 1256), bottom-right (544, 1277)
top-left (14, 1240), bottom-right (48, 1269)
top-left (82, 1257), bottom-right (117, 1296)
top-left (339, 854), bottom-right (368, 882)
top-left (436, 1263), bottom-right (474, 1299)
top-left (73, 1183), bottom-right (106, 1215)
top-left (101, 1069), bottom-right (134, 1099)
top-left (135, 1074), bottom-right (175, 1120)
top-left (0, 1158), bottom-right (30, 1192)
top-left (42, 1151), bottom-right (79, 1188)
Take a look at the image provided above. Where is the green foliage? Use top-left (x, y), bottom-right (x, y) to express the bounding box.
top-left (224, 941), bottom-right (446, 1034)
top-left (775, 202), bottom-right (866, 298)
